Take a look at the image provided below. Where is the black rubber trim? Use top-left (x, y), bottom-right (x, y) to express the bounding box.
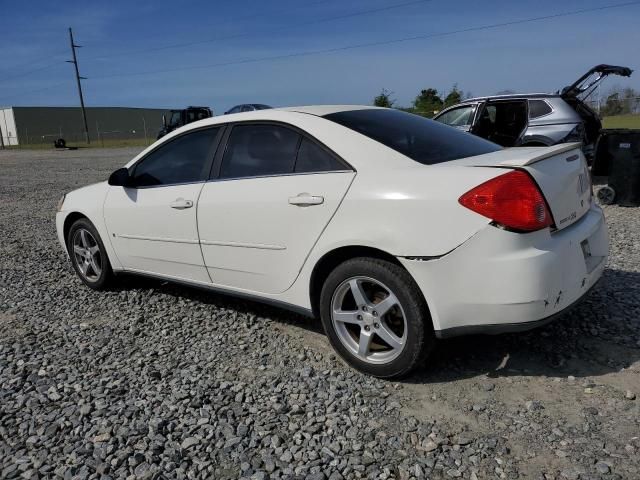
top-left (115, 269), bottom-right (314, 318)
top-left (435, 279), bottom-right (600, 339)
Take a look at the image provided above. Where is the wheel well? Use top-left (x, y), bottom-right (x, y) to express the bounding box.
top-left (63, 212), bottom-right (88, 248)
top-left (309, 246), bottom-right (404, 318)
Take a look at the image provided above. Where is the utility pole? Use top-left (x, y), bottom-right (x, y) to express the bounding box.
top-left (67, 27), bottom-right (90, 144)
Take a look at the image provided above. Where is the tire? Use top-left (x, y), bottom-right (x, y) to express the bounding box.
top-left (319, 257), bottom-right (434, 378)
top-left (67, 218), bottom-right (113, 290)
top-left (596, 185), bottom-right (615, 205)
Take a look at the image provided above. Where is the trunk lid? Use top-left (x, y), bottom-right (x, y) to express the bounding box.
top-left (560, 64), bottom-right (633, 99)
top-left (449, 143), bottom-right (592, 231)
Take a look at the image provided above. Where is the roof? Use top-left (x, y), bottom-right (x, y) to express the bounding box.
top-left (460, 93), bottom-right (560, 103)
top-left (277, 105), bottom-right (381, 116)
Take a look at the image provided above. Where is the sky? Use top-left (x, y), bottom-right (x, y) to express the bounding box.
top-left (1, 0), bottom-right (639, 113)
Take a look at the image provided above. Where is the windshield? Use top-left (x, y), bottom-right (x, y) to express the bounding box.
top-left (324, 109), bottom-right (501, 165)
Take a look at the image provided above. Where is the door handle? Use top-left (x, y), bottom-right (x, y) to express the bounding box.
top-left (169, 198), bottom-right (193, 209)
top-left (288, 193), bottom-right (324, 206)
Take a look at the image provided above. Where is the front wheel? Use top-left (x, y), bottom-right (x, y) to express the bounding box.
top-left (319, 257), bottom-right (434, 378)
top-left (67, 218), bottom-right (113, 290)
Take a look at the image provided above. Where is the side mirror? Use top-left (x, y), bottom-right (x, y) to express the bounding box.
top-left (108, 167), bottom-right (132, 187)
top-left (162, 114), bottom-right (167, 128)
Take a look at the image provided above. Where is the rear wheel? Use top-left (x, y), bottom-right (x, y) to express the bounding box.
top-left (67, 218), bottom-right (113, 290)
top-left (319, 257), bottom-right (433, 378)
top-left (596, 185), bottom-right (615, 205)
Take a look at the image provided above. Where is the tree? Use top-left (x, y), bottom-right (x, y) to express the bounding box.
top-left (373, 88), bottom-right (396, 108)
top-left (599, 86), bottom-right (640, 116)
top-left (412, 88), bottom-right (442, 117)
top-left (601, 92), bottom-right (624, 116)
top-left (444, 84), bottom-right (463, 108)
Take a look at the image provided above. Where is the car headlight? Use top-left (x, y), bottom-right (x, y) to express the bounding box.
top-left (57, 194), bottom-right (66, 212)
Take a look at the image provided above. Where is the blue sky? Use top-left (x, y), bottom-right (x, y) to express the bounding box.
top-left (1, 0), bottom-right (639, 112)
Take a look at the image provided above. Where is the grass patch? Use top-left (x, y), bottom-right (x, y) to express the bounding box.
top-left (2, 137), bottom-right (153, 150)
top-left (602, 114), bottom-right (640, 129)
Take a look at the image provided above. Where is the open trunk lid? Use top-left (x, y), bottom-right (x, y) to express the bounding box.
top-left (560, 64), bottom-right (633, 99)
top-left (450, 143), bottom-right (592, 231)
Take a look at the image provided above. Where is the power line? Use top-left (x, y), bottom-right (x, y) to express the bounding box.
top-left (0, 82), bottom-right (70, 104)
top-left (87, 0), bottom-right (431, 61)
top-left (0, 55), bottom-right (67, 83)
top-left (89, 1), bottom-right (640, 81)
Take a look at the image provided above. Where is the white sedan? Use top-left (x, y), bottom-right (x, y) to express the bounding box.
top-left (56, 106), bottom-right (608, 378)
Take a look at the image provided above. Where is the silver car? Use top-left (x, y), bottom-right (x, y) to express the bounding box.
top-left (434, 65), bottom-right (632, 161)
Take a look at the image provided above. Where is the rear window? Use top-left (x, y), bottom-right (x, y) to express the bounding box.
top-left (324, 109), bottom-right (500, 165)
top-left (528, 100), bottom-right (553, 119)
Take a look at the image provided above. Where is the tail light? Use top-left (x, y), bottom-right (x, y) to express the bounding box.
top-left (459, 170), bottom-right (554, 232)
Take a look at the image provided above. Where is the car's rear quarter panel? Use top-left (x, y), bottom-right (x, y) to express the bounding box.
top-left (401, 204), bottom-right (607, 333)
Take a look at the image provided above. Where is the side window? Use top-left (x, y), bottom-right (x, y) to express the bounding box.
top-left (241, 105), bottom-right (253, 112)
top-left (132, 128), bottom-right (219, 187)
top-left (220, 124), bottom-right (300, 179)
top-left (227, 106), bottom-right (241, 114)
top-left (436, 105), bottom-right (476, 127)
top-left (295, 138), bottom-right (345, 173)
top-left (528, 100), bottom-right (553, 119)
top-left (168, 111), bottom-right (182, 127)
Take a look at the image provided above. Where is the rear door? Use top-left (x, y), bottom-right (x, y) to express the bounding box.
top-left (473, 100), bottom-right (528, 147)
top-left (104, 127), bottom-right (222, 282)
top-left (197, 122), bottom-right (355, 294)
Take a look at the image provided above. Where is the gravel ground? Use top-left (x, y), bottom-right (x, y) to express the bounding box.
top-left (0, 147), bottom-right (638, 480)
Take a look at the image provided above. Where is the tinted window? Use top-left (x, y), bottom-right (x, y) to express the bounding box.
top-left (295, 138), bottom-right (345, 173)
top-left (528, 100), bottom-right (553, 119)
top-left (227, 106), bottom-right (241, 114)
top-left (132, 128), bottom-right (219, 187)
top-left (324, 109), bottom-right (501, 165)
top-left (241, 105), bottom-right (253, 112)
top-left (186, 110), bottom-right (210, 122)
top-left (220, 124), bottom-right (300, 179)
top-left (436, 105), bottom-right (476, 127)
top-left (168, 111), bottom-right (181, 127)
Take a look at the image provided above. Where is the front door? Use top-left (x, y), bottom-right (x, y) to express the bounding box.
top-left (197, 123), bottom-right (354, 294)
top-left (104, 126), bottom-right (221, 282)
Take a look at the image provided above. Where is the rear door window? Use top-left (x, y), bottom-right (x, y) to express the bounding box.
top-left (295, 138), bottom-right (346, 173)
top-left (324, 109), bottom-right (500, 165)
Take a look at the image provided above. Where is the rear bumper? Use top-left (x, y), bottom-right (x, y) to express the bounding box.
top-left (434, 278), bottom-right (600, 339)
top-left (400, 204), bottom-right (608, 338)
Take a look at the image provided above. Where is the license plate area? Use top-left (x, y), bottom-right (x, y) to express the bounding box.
top-left (581, 237), bottom-right (603, 274)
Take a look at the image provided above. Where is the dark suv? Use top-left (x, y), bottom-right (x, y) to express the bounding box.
top-left (434, 65), bottom-right (632, 160)
top-left (224, 104), bottom-right (272, 114)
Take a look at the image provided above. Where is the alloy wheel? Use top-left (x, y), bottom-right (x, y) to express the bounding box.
top-left (331, 276), bottom-right (407, 364)
top-left (72, 228), bottom-right (102, 282)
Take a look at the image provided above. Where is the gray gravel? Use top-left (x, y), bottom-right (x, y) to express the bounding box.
top-left (1, 147), bottom-right (639, 480)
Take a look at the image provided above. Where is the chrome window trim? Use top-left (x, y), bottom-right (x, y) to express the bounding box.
top-left (115, 170), bottom-right (354, 189)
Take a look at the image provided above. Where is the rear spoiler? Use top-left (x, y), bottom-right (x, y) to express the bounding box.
top-left (498, 143), bottom-right (582, 167)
